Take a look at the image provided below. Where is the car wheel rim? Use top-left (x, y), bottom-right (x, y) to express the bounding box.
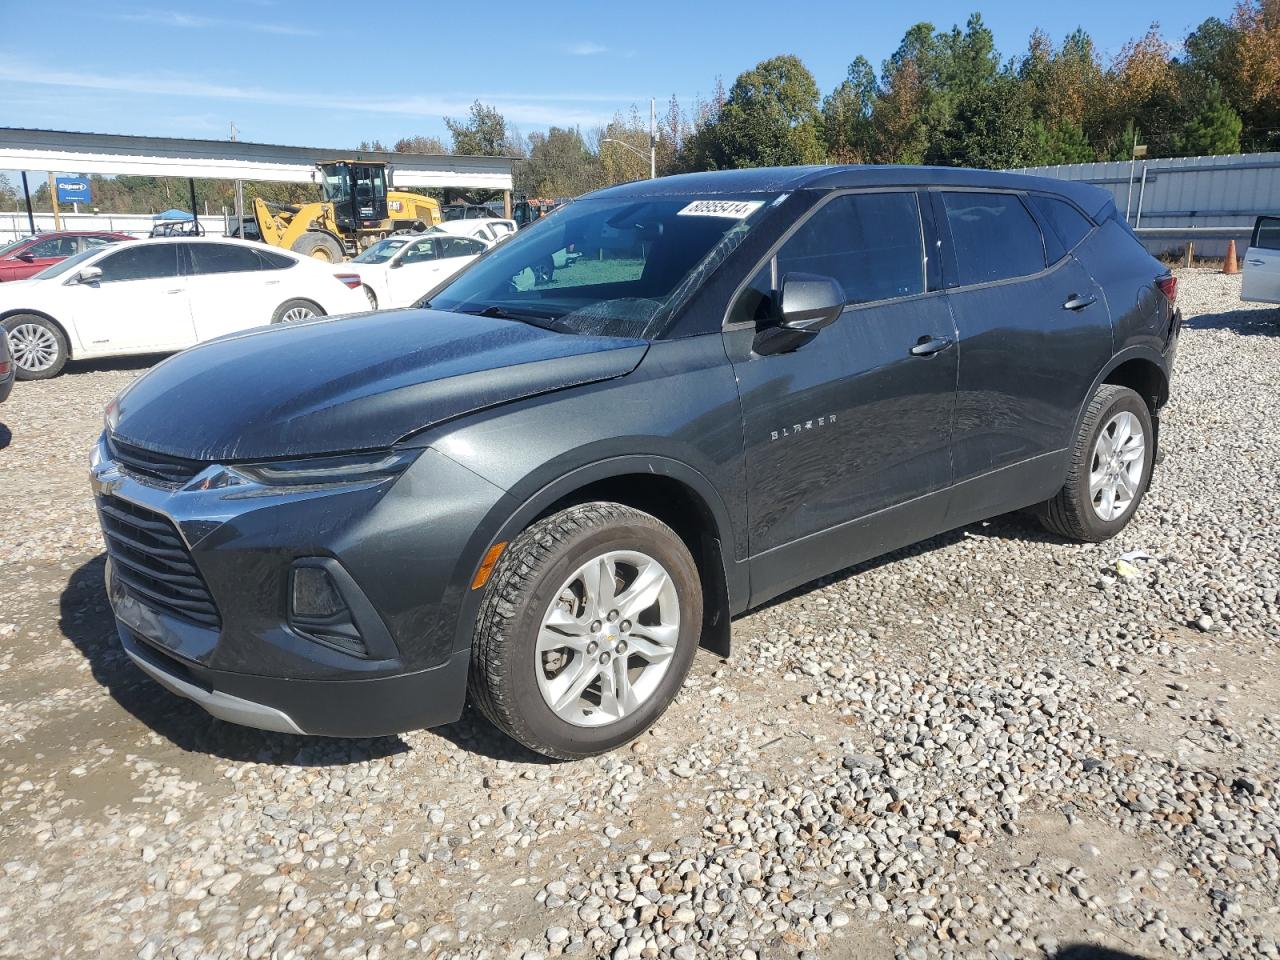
top-left (282, 306), bottom-right (315, 323)
top-left (1089, 411), bottom-right (1145, 522)
top-left (535, 549), bottom-right (680, 728)
top-left (7, 323), bottom-right (58, 372)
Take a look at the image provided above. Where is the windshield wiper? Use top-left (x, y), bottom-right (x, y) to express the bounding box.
top-left (459, 304), bottom-right (566, 332)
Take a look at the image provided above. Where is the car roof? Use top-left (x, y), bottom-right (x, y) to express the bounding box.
top-left (586, 165), bottom-right (1113, 219)
top-left (24, 230), bottom-right (133, 238)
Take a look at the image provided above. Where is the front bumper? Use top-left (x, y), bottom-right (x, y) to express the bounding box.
top-left (92, 437), bottom-right (506, 737)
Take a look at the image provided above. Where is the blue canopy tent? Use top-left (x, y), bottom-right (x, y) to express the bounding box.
top-left (153, 208), bottom-right (194, 222)
top-left (149, 202), bottom-right (204, 237)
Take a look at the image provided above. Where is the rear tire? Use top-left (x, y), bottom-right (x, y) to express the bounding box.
top-left (270, 299), bottom-right (324, 324)
top-left (4, 314), bottom-right (68, 380)
top-left (469, 503), bottom-right (702, 760)
top-left (1039, 384), bottom-right (1153, 542)
top-left (290, 232), bottom-right (344, 262)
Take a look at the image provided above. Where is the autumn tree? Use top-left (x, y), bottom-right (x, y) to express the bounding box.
top-left (696, 56), bottom-right (826, 169)
top-left (822, 57), bottom-right (877, 163)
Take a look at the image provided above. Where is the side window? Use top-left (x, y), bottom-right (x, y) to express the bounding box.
top-left (775, 192), bottom-right (925, 305)
top-left (28, 237), bottom-right (76, 258)
top-left (727, 261), bottom-right (775, 326)
top-left (1028, 195), bottom-right (1094, 255)
top-left (401, 239), bottom-right (437, 263)
top-left (255, 249), bottom-right (296, 270)
top-left (188, 243), bottom-right (265, 275)
top-left (942, 192), bottom-right (1045, 285)
top-left (82, 236), bottom-right (117, 251)
top-left (439, 237), bottom-right (484, 258)
top-left (1253, 216), bottom-right (1280, 251)
top-left (96, 244), bottom-right (180, 282)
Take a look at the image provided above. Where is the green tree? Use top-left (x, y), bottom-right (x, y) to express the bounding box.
top-left (1029, 120), bottom-right (1095, 165)
top-left (1175, 88), bottom-right (1244, 155)
top-left (597, 107), bottom-right (651, 186)
top-left (393, 135), bottom-right (449, 155)
top-left (445, 101), bottom-right (512, 156)
top-left (519, 127), bottom-right (598, 197)
top-left (700, 55), bottom-right (826, 169)
top-left (822, 56), bottom-right (877, 162)
top-left (929, 75), bottom-right (1036, 168)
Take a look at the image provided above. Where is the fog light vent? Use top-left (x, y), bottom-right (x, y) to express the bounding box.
top-left (289, 563), bottom-right (368, 658)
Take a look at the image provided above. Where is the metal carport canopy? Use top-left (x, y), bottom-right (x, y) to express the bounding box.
top-left (0, 127), bottom-right (514, 191)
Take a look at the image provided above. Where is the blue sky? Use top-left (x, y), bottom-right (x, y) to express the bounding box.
top-left (1, 0), bottom-right (1223, 151)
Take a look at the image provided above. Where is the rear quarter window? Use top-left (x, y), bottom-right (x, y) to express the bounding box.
top-left (942, 192), bottom-right (1046, 286)
top-left (1028, 195), bottom-right (1094, 255)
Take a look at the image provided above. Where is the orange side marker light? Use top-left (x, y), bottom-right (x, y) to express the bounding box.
top-left (471, 541), bottom-right (508, 590)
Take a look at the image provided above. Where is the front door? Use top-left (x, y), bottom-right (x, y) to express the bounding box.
top-left (67, 243), bottom-right (193, 354)
top-left (1242, 216), bottom-right (1280, 303)
top-left (724, 190), bottom-right (958, 601)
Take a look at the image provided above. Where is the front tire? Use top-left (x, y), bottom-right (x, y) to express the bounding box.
top-left (290, 232), bottom-right (344, 262)
top-left (363, 285), bottom-right (378, 310)
top-left (469, 503), bottom-right (702, 759)
top-left (4, 314), bottom-right (68, 380)
top-left (1040, 384), bottom-right (1154, 542)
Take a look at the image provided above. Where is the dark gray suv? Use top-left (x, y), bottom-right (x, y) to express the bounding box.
top-left (91, 166), bottom-right (1180, 758)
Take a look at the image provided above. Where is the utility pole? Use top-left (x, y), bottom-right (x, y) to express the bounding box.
top-left (47, 172), bottom-right (62, 230)
top-left (232, 121), bottom-right (245, 238)
top-left (649, 97), bottom-right (657, 180)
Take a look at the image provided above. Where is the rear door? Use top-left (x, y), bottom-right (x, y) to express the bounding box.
top-left (936, 190), bottom-right (1111, 516)
top-left (185, 242), bottom-right (280, 339)
top-left (64, 243), bottom-right (193, 354)
top-left (1242, 216), bottom-right (1280, 303)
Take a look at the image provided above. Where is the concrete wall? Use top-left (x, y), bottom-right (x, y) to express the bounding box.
top-left (1010, 152), bottom-right (1280, 258)
top-left (0, 211), bottom-right (232, 244)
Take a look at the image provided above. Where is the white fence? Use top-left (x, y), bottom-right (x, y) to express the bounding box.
top-left (0, 211), bottom-right (232, 244)
top-left (1010, 152), bottom-right (1280, 258)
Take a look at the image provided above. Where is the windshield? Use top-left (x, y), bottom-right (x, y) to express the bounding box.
top-left (425, 194), bottom-right (776, 338)
top-left (0, 237), bottom-right (31, 258)
top-left (353, 236), bottom-right (412, 264)
top-left (31, 248), bottom-right (97, 280)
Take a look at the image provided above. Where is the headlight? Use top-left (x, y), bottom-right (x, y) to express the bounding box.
top-left (231, 448), bottom-right (420, 486)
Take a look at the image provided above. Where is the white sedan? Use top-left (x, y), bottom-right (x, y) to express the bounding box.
top-left (348, 232), bottom-right (490, 310)
top-left (0, 237), bottom-right (368, 379)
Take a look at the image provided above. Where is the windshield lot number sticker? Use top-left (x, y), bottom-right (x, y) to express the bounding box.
top-left (677, 200), bottom-right (764, 219)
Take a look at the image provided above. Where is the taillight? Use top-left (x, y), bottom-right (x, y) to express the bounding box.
top-left (334, 273), bottom-right (362, 290)
top-left (0, 360), bottom-right (10, 377)
top-left (1156, 274), bottom-right (1178, 304)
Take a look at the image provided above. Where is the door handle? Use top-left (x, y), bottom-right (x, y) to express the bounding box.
top-left (1247, 258), bottom-right (1265, 266)
top-left (1062, 294), bottom-right (1096, 311)
top-left (165, 289), bottom-right (182, 294)
top-left (910, 335), bottom-right (953, 357)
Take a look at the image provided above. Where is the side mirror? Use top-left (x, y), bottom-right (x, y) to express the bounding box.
top-left (779, 273), bottom-right (844, 332)
top-left (753, 273), bottom-right (844, 356)
top-left (389, 258), bottom-right (403, 269)
top-left (16, 252), bottom-right (35, 263)
top-left (77, 266), bottom-right (103, 284)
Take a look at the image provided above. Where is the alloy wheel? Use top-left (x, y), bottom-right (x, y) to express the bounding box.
top-left (7, 323), bottom-right (59, 373)
top-left (281, 306), bottom-right (316, 323)
top-left (535, 550), bottom-right (680, 727)
top-left (1089, 411), bottom-right (1146, 521)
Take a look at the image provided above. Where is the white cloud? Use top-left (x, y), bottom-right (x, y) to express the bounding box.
top-left (0, 58), bottom-right (645, 130)
top-left (567, 41), bottom-right (609, 55)
top-left (111, 9), bottom-right (318, 37)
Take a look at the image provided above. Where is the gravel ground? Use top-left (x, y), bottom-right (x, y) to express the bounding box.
top-left (0, 268), bottom-right (1277, 960)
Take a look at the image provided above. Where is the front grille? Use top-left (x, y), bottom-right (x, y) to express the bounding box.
top-left (98, 495), bottom-right (221, 628)
top-left (108, 436), bottom-right (206, 486)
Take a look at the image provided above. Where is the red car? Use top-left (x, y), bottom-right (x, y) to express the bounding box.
top-left (0, 231), bottom-right (134, 282)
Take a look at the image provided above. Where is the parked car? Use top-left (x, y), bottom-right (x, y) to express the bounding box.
top-left (0, 325), bottom-right (12, 402)
top-left (92, 166), bottom-right (1179, 758)
top-left (0, 231), bottom-right (133, 282)
top-left (1, 237), bottom-right (366, 379)
top-left (441, 203), bottom-right (500, 221)
top-left (1241, 215), bottom-right (1280, 303)
top-left (430, 218), bottom-right (518, 245)
top-left (346, 232), bottom-right (490, 309)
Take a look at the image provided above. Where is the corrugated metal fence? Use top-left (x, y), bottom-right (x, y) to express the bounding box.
top-left (1010, 152), bottom-right (1280, 258)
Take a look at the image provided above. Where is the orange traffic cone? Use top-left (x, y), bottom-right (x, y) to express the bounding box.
top-left (1223, 239), bottom-right (1239, 275)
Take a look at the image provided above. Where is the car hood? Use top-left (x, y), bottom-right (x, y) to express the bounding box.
top-left (110, 309), bottom-right (648, 461)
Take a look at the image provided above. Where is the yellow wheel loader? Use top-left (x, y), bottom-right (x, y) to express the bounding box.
top-left (253, 160), bottom-right (442, 261)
